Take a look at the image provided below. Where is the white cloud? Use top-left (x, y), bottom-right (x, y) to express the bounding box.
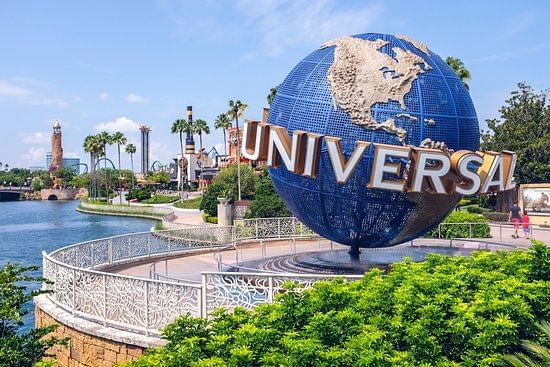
top-left (20, 132), bottom-right (50, 144)
top-left (30, 98), bottom-right (69, 108)
top-left (94, 116), bottom-right (140, 133)
top-left (22, 146), bottom-right (46, 164)
top-left (99, 92), bottom-right (109, 100)
top-left (150, 140), bottom-right (174, 163)
top-left (73, 96), bottom-right (81, 102)
top-left (125, 93), bottom-right (149, 103)
top-left (236, 0), bottom-right (383, 56)
top-left (0, 80), bottom-right (32, 97)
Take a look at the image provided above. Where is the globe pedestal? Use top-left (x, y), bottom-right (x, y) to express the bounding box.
top-left (234, 246), bottom-right (476, 275)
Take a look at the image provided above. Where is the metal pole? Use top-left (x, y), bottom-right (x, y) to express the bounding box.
top-left (144, 282), bottom-right (149, 336)
top-left (72, 268), bottom-right (76, 316)
top-left (201, 273), bottom-right (207, 318)
top-left (268, 276), bottom-right (273, 303)
top-left (469, 223), bottom-right (472, 238)
top-left (102, 274), bottom-right (107, 326)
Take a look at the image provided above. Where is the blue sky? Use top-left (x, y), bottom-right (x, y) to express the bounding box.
top-left (1, 0), bottom-right (548, 170)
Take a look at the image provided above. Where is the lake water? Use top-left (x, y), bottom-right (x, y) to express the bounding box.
top-left (0, 200), bottom-right (155, 328)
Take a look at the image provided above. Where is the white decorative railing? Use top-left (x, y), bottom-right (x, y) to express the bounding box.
top-left (42, 218), bottom-right (325, 336)
top-left (42, 217), bottom-right (545, 337)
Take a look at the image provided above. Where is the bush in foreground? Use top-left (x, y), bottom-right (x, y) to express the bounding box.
top-left (125, 242), bottom-right (550, 367)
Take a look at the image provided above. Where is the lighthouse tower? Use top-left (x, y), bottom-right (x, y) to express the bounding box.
top-left (51, 120), bottom-right (63, 170)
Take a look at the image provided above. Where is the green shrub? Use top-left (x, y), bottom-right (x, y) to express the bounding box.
top-left (154, 221), bottom-right (164, 231)
top-left (200, 181), bottom-right (225, 217)
top-left (483, 212), bottom-right (510, 222)
top-left (201, 213), bottom-right (218, 224)
top-left (173, 197), bottom-right (202, 209)
top-left (428, 211), bottom-right (491, 238)
top-left (246, 171), bottom-right (290, 219)
top-left (124, 245), bottom-right (550, 367)
top-left (458, 198), bottom-right (471, 206)
top-left (126, 187), bottom-right (153, 201)
top-left (143, 194), bottom-right (179, 204)
top-left (466, 205), bottom-right (490, 214)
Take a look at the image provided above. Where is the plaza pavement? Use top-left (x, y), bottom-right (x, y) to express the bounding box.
top-left (114, 224), bottom-right (549, 283)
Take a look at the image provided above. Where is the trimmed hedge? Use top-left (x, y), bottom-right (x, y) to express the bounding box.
top-left (483, 212), bottom-right (511, 222)
top-left (124, 242), bottom-right (550, 367)
top-left (428, 211), bottom-right (491, 238)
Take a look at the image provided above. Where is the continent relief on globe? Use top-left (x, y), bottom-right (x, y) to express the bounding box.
top-left (322, 35), bottom-right (432, 143)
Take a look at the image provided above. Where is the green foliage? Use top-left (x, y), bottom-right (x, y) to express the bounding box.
top-left (200, 165), bottom-right (256, 216)
top-left (174, 197), bottom-right (202, 209)
top-left (68, 173), bottom-right (90, 188)
top-left (481, 83), bottom-right (550, 184)
top-left (446, 56), bottom-right (472, 89)
top-left (154, 221), bottom-right (165, 231)
top-left (466, 205), bottom-right (490, 214)
top-left (143, 194), bottom-right (179, 204)
top-left (501, 321), bottom-right (550, 367)
top-left (0, 264), bottom-right (64, 367)
top-left (125, 246), bottom-right (550, 367)
top-left (429, 211), bottom-right (491, 238)
top-left (529, 241), bottom-right (550, 281)
top-left (202, 213), bottom-right (218, 224)
top-left (126, 187), bottom-right (153, 201)
top-left (246, 170), bottom-right (290, 219)
top-left (146, 171), bottom-right (170, 186)
top-left (483, 212), bottom-right (511, 222)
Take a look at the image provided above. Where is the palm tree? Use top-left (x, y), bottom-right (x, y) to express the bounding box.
top-left (171, 119), bottom-right (191, 196)
top-left (445, 56), bottom-right (472, 90)
top-left (111, 132), bottom-right (127, 204)
top-left (228, 99), bottom-right (248, 201)
top-left (214, 113), bottom-right (232, 156)
top-left (192, 119), bottom-right (210, 186)
top-left (96, 131), bottom-right (113, 202)
top-left (267, 85), bottom-right (279, 106)
top-left (502, 321), bottom-right (550, 366)
top-left (125, 143), bottom-right (136, 188)
top-left (83, 135), bottom-right (104, 199)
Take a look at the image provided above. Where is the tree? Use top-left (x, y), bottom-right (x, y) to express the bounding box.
top-left (227, 99), bottom-right (248, 201)
top-left (193, 118), bottom-right (210, 185)
top-left (96, 131), bottom-right (113, 201)
top-left (481, 83), bottom-right (550, 184)
top-left (0, 263), bottom-right (63, 367)
top-left (171, 119), bottom-right (192, 196)
top-left (200, 164), bottom-right (257, 216)
top-left (267, 85), bottom-right (279, 106)
top-left (125, 143), bottom-right (137, 188)
top-left (445, 56), bottom-right (471, 89)
top-left (246, 169), bottom-right (290, 218)
top-left (111, 131), bottom-right (127, 204)
top-left (214, 113), bottom-right (232, 156)
top-left (83, 135), bottom-right (104, 199)
top-left (53, 166), bottom-right (76, 188)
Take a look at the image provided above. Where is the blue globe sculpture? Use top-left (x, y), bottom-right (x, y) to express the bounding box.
top-left (268, 33), bottom-right (480, 249)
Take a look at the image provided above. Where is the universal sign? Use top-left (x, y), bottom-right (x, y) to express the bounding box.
top-left (241, 120), bottom-right (517, 196)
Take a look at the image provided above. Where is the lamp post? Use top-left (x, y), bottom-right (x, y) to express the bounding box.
top-left (233, 104), bottom-right (242, 202)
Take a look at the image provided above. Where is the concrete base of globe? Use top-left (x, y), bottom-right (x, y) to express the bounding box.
top-left (235, 246), bottom-right (476, 275)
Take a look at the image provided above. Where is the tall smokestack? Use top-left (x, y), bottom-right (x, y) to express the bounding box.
top-left (185, 105), bottom-right (195, 154)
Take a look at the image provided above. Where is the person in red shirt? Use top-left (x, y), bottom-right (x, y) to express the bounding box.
top-left (521, 210), bottom-right (531, 239)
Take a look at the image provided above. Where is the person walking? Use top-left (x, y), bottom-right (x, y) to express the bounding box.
top-left (521, 210), bottom-right (531, 239)
top-left (509, 202), bottom-right (521, 238)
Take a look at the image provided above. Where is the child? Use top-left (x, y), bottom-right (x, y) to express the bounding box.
top-left (521, 210), bottom-right (530, 239)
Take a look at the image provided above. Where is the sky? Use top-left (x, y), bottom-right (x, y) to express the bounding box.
top-left (0, 0), bottom-right (549, 170)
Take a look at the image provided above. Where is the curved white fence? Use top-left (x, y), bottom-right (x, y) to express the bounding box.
top-left (42, 217), bottom-right (544, 337)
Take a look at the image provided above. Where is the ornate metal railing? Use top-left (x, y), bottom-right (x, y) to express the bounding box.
top-left (42, 218), bottom-right (325, 336)
top-left (42, 217), bottom-right (543, 337)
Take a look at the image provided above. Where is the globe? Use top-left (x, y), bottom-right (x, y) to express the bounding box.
top-left (268, 33), bottom-right (480, 249)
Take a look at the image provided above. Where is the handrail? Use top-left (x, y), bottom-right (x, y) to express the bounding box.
top-left (41, 217), bottom-right (539, 338)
